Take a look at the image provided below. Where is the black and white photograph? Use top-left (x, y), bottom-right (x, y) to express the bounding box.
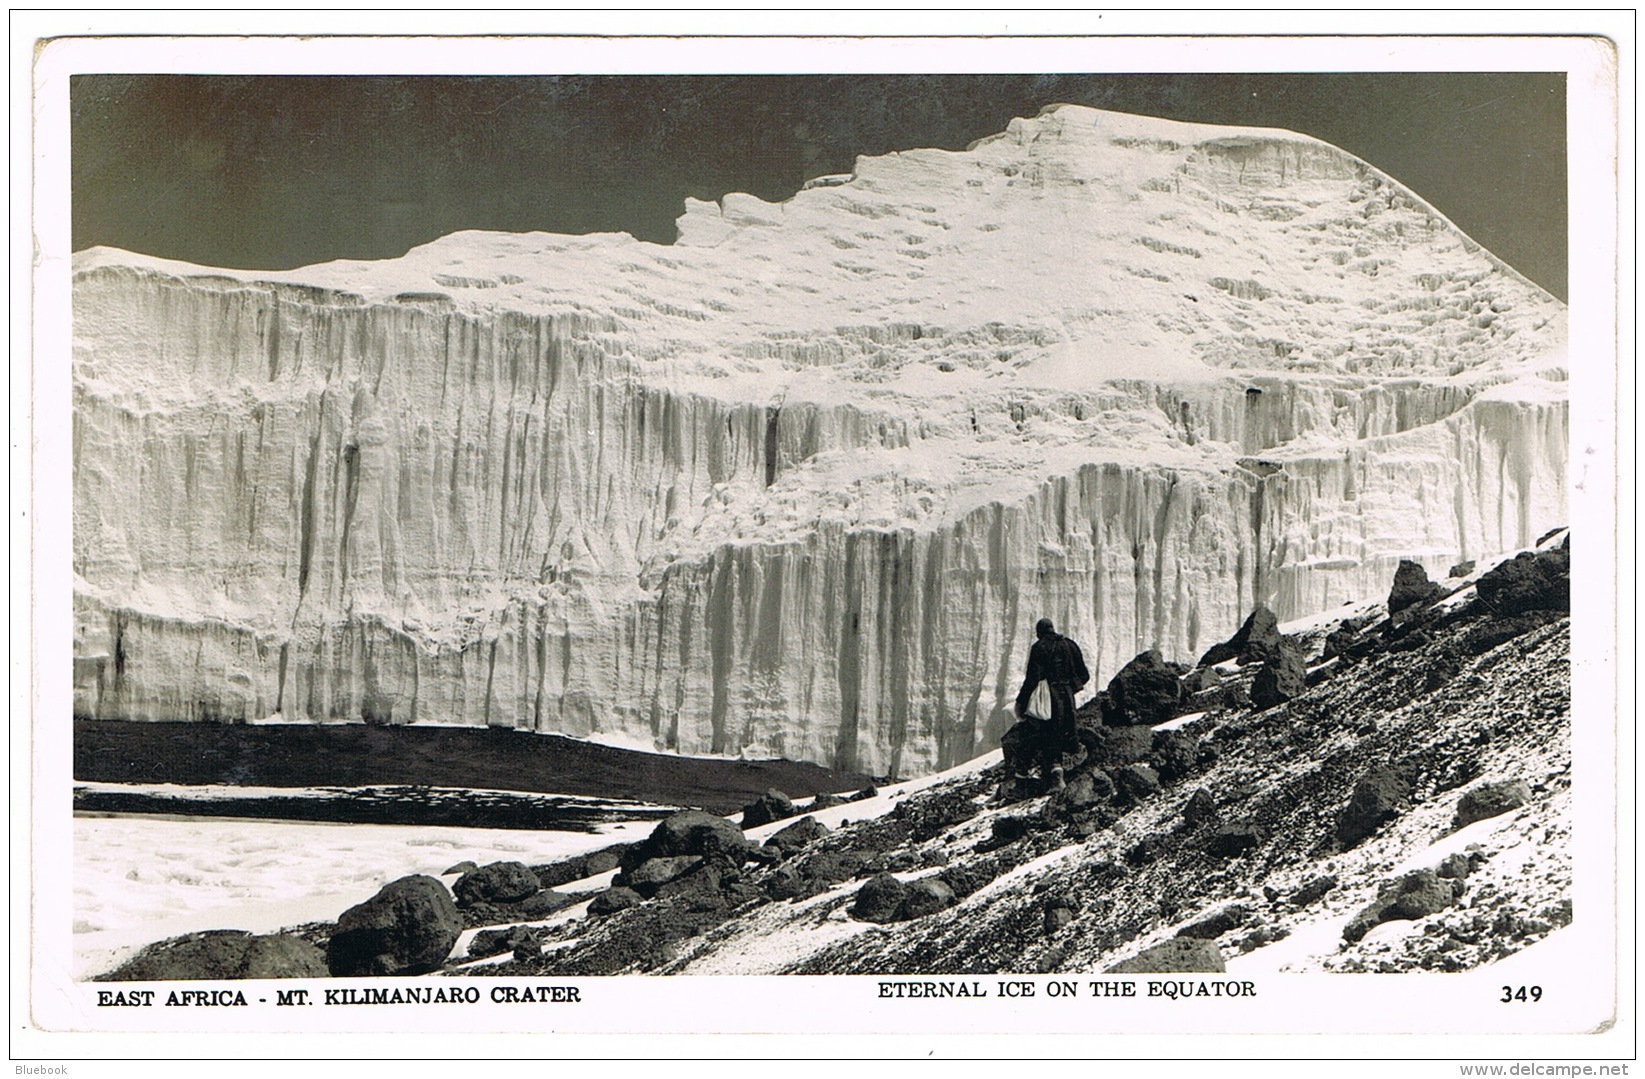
top-left (16, 16), bottom-right (1631, 1066)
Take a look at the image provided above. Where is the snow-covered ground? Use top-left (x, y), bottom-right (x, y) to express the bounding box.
top-left (72, 747), bottom-right (988, 980)
top-left (72, 810), bottom-right (642, 979)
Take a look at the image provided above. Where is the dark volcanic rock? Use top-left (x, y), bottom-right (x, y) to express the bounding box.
top-left (1107, 937), bottom-right (1226, 973)
top-left (1435, 853), bottom-right (1474, 880)
top-left (1043, 895), bottom-right (1080, 934)
top-left (655, 857), bottom-right (752, 908)
top-left (1057, 769), bottom-right (1116, 810)
top-left (938, 857), bottom-right (1012, 900)
top-left (1203, 823), bottom-right (1265, 858)
top-left (1452, 779), bottom-right (1532, 830)
top-left (1176, 904), bottom-right (1250, 940)
top-left (1148, 729), bottom-right (1201, 783)
top-left (1180, 665), bottom-right (1222, 695)
top-left (1199, 605), bottom-right (1282, 668)
top-left (557, 896), bottom-right (734, 975)
top-left (1288, 874), bottom-right (1338, 908)
top-left (850, 873), bottom-right (909, 923)
top-left (808, 792), bottom-right (847, 811)
top-left (1000, 718), bottom-right (1046, 777)
top-left (1449, 559), bottom-right (1476, 579)
top-left (1388, 559), bottom-right (1443, 613)
top-left (1343, 869), bottom-right (1464, 942)
top-left (799, 849), bottom-right (872, 886)
top-left (1110, 763), bottom-right (1162, 803)
top-left (1462, 609), bottom-right (1564, 655)
top-left (765, 815), bottom-right (829, 852)
top-left (1080, 725), bottom-right (1156, 769)
top-left (1182, 788), bottom-right (1217, 825)
top-left (327, 875), bottom-right (461, 977)
top-left (513, 890), bottom-right (578, 918)
top-left (1476, 546), bottom-right (1570, 615)
top-left (1337, 768), bottom-right (1411, 849)
top-left (1322, 627), bottom-right (1359, 661)
top-left (892, 787), bottom-right (986, 842)
top-left (741, 788), bottom-right (797, 829)
top-left (453, 861), bottom-right (542, 907)
top-left (1250, 639), bottom-right (1308, 710)
top-left (621, 856), bottom-right (703, 897)
top-left (990, 815), bottom-right (1035, 845)
top-left (99, 930), bottom-right (327, 981)
top-left (532, 845), bottom-right (630, 888)
top-left (898, 878), bottom-right (959, 920)
top-left (1103, 649), bottom-right (1182, 726)
top-left (587, 886), bottom-right (643, 917)
top-left (620, 810), bottom-right (750, 872)
top-left (468, 925), bottom-right (540, 961)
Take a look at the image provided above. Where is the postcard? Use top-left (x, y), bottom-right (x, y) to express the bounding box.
top-left (15, 13), bottom-right (1633, 1067)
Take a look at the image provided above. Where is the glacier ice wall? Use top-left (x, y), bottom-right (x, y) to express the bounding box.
top-left (71, 105), bottom-right (1568, 776)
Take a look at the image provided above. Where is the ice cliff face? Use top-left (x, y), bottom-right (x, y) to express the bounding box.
top-left (71, 105), bottom-right (1568, 776)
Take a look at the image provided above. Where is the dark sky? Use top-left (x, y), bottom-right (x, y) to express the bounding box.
top-left (71, 73), bottom-right (1567, 299)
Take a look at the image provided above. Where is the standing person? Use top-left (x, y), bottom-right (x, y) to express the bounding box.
top-left (1014, 617), bottom-right (1090, 790)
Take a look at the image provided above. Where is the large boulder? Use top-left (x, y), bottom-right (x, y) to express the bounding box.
top-left (1110, 763), bottom-right (1162, 803)
top-left (850, 873), bottom-right (909, 923)
top-left (1337, 768), bottom-right (1411, 849)
top-left (740, 788), bottom-right (797, 829)
top-left (1148, 729), bottom-right (1201, 783)
top-left (1250, 639), bottom-right (1308, 710)
top-left (586, 886), bottom-right (643, 917)
top-left (327, 875), bottom-right (461, 977)
top-left (1453, 779), bottom-right (1533, 829)
top-left (452, 861), bottom-right (542, 907)
top-left (98, 930), bottom-right (327, 981)
top-left (898, 878), bottom-right (959, 920)
top-left (1002, 717), bottom-right (1088, 777)
top-left (1203, 822), bottom-right (1265, 858)
top-left (531, 845), bottom-right (630, 888)
top-left (620, 856), bottom-right (703, 897)
top-left (1057, 768), bottom-right (1116, 810)
top-left (1079, 724), bottom-right (1156, 769)
top-left (1343, 869), bottom-right (1464, 942)
top-left (620, 810), bottom-right (750, 872)
top-left (1107, 937), bottom-right (1226, 973)
top-left (765, 815), bottom-right (829, 853)
top-left (1388, 559), bottom-right (1444, 613)
top-left (1198, 605), bottom-right (1283, 668)
top-left (1102, 649), bottom-right (1181, 726)
top-left (1000, 717), bottom-right (1044, 776)
top-left (1321, 626), bottom-right (1360, 661)
top-left (1476, 546), bottom-right (1570, 615)
top-left (654, 857), bottom-right (755, 909)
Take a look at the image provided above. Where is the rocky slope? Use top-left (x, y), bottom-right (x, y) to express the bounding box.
top-left (72, 104), bottom-right (1568, 776)
top-left (96, 536), bottom-right (1571, 980)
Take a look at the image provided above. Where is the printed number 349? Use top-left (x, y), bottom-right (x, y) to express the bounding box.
top-left (1501, 986), bottom-right (1543, 1002)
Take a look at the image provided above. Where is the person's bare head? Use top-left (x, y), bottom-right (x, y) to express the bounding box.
top-left (1035, 617), bottom-right (1055, 639)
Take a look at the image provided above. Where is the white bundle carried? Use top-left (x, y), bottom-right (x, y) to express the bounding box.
top-left (1023, 682), bottom-right (1053, 723)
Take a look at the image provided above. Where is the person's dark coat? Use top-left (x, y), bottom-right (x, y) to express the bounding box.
top-left (1015, 631), bottom-right (1089, 717)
